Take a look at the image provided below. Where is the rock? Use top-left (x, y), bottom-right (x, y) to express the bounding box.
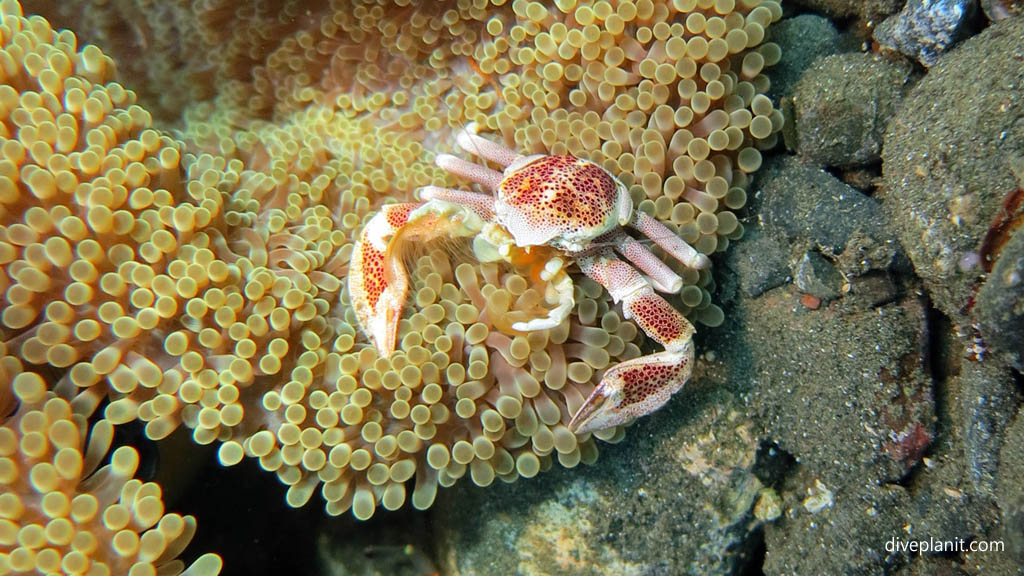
top-left (754, 487), bottom-right (783, 521)
top-left (897, 556), bottom-right (971, 575)
top-left (975, 225), bottom-right (1024, 369)
top-left (789, 0), bottom-right (904, 22)
top-left (727, 228), bottom-right (793, 298)
top-left (959, 360), bottom-right (1020, 497)
top-left (742, 290), bottom-right (934, 487)
top-left (997, 409), bottom-right (1024, 563)
top-left (432, 380), bottom-right (766, 576)
top-left (759, 339), bottom-right (1014, 575)
top-left (906, 444), bottom-right (998, 556)
top-left (880, 345), bottom-right (1014, 572)
top-left (757, 156), bottom-right (903, 278)
top-left (724, 156), bottom-right (907, 305)
top-left (766, 15), bottom-right (842, 102)
top-left (981, 0), bottom-right (1024, 20)
top-left (793, 251), bottom-right (844, 301)
top-left (881, 15), bottom-right (1024, 321)
top-left (846, 273), bottom-right (900, 308)
top-left (316, 510), bottom-right (436, 576)
top-left (791, 53), bottom-right (914, 167)
top-left (763, 479), bottom-right (912, 575)
top-left (874, 0), bottom-right (978, 67)
top-left (747, 301), bottom-right (1019, 576)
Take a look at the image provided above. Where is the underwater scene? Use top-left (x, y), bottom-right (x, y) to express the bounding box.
top-left (1, 0), bottom-right (1022, 574)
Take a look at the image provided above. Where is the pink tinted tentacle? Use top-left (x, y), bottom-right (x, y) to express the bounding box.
top-left (435, 154), bottom-right (503, 191)
top-left (455, 122), bottom-right (523, 168)
top-left (419, 186), bottom-right (496, 220)
top-left (629, 211), bottom-right (710, 270)
top-left (602, 230), bottom-right (684, 293)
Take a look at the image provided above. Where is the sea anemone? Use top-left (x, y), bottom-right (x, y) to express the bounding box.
top-left (9, 0), bottom-right (785, 520)
top-left (0, 349), bottom-right (221, 575)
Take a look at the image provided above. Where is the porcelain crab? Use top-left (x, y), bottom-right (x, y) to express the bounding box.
top-left (348, 123), bottom-right (709, 434)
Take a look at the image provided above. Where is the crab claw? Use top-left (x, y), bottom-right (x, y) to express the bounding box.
top-left (348, 204), bottom-right (419, 357)
top-left (569, 343), bottom-right (694, 434)
top-left (348, 201), bottom-right (486, 356)
top-left (570, 249), bottom-right (697, 434)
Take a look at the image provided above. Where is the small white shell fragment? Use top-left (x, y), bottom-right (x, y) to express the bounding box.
top-left (803, 479), bottom-right (835, 514)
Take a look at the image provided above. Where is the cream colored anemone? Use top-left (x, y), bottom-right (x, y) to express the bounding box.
top-left (208, 244), bottom-right (637, 520)
top-left (0, 362), bottom-right (221, 575)
top-left (0, 0), bottom-right (204, 392)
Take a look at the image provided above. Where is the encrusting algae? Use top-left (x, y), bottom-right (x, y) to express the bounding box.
top-left (3, 0), bottom-right (782, 542)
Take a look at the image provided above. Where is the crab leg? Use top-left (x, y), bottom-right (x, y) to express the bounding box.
top-left (602, 231), bottom-right (684, 293)
top-left (448, 123), bottom-right (547, 185)
top-left (629, 211), bottom-right (711, 270)
top-left (435, 154), bottom-right (503, 190)
top-left (569, 249), bottom-right (696, 434)
top-left (419, 186), bottom-right (495, 220)
top-left (349, 201), bottom-right (485, 356)
top-left (349, 204), bottom-right (418, 357)
top-left (454, 122), bottom-right (524, 168)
